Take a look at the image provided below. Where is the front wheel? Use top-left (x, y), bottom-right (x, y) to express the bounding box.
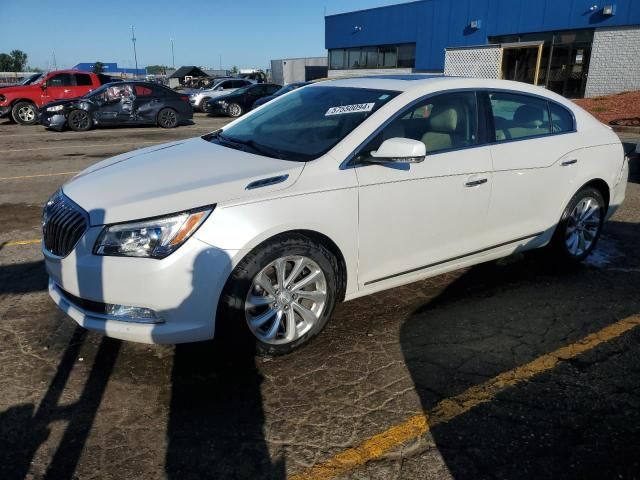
top-left (200, 97), bottom-right (211, 113)
top-left (157, 108), bottom-right (178, 128)
top-left (12, 101), bottom-right (38, 125)
top-left (217, 234), bottom-right (339, 356)
top-left (67, 109), bottom-right (92, 131)
top-left (550, 186), bottom-right (605, 262)
top-left (227, 103), bottom-right (243, 118)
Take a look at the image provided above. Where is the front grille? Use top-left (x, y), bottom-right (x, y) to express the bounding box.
top-left (43, 191), bottom-right (88, 257)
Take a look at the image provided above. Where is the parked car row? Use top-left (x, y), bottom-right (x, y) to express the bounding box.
top-left (0, 70), bottom-right (120, 125)
top-left (1, 67), bottom-right (316, 130)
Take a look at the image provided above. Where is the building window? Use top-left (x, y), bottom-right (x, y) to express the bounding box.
top-left (328, 43), bottom-right (416, 70)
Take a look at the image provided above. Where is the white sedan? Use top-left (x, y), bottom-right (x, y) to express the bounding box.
top-left (43, 76), bottom-right (629, 355)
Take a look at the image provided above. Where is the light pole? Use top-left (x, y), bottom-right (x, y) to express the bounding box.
top-left (131, 25), bottom-right (138, 78)
top-left (170, 38), bottom-right (175, 68)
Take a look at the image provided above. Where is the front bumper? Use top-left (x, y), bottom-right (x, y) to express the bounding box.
top-left (207, 103), bottom-right (228, 115)
top-left (44, 226), bottom-right (238, 344)
top-left (39, 112), bottom-right (67, 131)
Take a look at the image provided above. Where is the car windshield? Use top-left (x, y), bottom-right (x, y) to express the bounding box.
top-left (21, 73), bottom-right (45, 85)
top-left (229, 84), bottom-right (254, 95)
top-left (274, 84), bottom-right (299, 97)
top-left (212, 86), bottom-right (399, 162)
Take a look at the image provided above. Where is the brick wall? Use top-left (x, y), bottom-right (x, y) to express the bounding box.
top-left (585, 26), bottom-right (640, 98)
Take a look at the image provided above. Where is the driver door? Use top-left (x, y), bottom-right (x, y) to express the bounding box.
top-left (356, 91), bottom-right (493, 287)
top-left (40, 73), bottom-right (75, 103)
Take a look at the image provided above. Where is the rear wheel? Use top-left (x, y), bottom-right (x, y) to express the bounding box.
top-left (157, 107), bottom-right (178, 128)
top-left (550, 186), bottom-right (605, 262)
top-left (227, 103), bottom-right (243, 118)
top-left (67, 109), bottom-right (92, 131)
top-left (12, 101), bottom-right (38, 125)
top-left (217, 234), bottom-right (339, 356)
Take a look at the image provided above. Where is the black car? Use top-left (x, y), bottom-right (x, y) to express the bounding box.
top-left (39, 81), bottom-right (193, 131)
top-left (251, 82), bottom-right (311, 110)
top-left (206, 83), bottom-right (281, 118)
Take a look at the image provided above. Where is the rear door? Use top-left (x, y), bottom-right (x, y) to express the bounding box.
top-left (132, 84), bottom-right (158, 122)
top-left (483, 90), bottom-right (584, 246)
top-left (71, 73), bottom-right (96, 97)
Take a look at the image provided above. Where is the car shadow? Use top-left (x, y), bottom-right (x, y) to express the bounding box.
top-left (400, 220), bottom-right (640, 478)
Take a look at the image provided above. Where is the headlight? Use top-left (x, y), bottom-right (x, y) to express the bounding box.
top-left (94, 207), bottom-right (213, 258)
top-left (47, 105), bottom-right (64, 112)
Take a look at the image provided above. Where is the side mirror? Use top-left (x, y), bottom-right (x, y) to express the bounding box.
top-left (40, 82), bottom-right (47, 90)
top-left (368, 138), bottom-right (426, 164)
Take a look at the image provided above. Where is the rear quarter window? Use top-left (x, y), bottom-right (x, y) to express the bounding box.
top-left (550, 102), bottom-right (574, 133)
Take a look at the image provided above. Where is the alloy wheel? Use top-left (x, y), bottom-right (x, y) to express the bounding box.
top-left (245, 256), bottom-right (327, 345)
top-left (70, 111), bottom-right (90, 130)
top-left (229, 104), bottom-right (241, 117)
top-left (565, 196), bottom-right (601, 256)
top-left (159, 109), bottom-right (177, 127)
top-left (18, 105), bottom-right (36, 123)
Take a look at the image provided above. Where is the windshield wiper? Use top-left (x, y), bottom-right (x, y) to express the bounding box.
top-left (218, 133), bottom-right (288, 160)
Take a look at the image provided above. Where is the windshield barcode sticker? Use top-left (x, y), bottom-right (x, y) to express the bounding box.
top-left (325, 103), bottom-right (375, 116)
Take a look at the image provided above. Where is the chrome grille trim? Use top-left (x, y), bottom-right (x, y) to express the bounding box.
top-left (42, 191), bottom-right (89, 257)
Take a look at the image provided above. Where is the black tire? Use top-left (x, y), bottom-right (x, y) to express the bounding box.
top-left (200, 97), bottom-right (211, 113)
top-left (157, 107), bottom-right (178, 128)
top-left (550, 186), bottom-right (605, 263)
top-left (227, 103), bottom-right (243, 118)
top-left (217, 234), bottom-right (339, 356)
top-left (11, 101), bottom-right (38, 125)
top-left (67, 109), bottom-right (92, 131)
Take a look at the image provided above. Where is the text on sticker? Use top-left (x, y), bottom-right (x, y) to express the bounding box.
top-left (325, 103), bottom-right (375, 116)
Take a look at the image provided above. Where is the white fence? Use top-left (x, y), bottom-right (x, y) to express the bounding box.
top-left (444, 46), bottom-right (502, 79)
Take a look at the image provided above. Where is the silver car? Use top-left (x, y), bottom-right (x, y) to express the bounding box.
top-left (189, 78), bottom-right (254, 112)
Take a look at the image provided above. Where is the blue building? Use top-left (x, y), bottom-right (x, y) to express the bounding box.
top-left (72, 62), bottom-right (146, 77)
top-left (325, 0), bottom-right (640, 97)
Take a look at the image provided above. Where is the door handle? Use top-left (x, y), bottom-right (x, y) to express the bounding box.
top-left (465, 178), bottom-right (488, 187)
top-left (561, 159), bottom-right (578, 166)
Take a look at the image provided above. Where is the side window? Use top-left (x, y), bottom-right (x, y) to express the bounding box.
top-left (74, 73), bottom-right (93, 86)
top-left (549, 102), bottom-right (574, 133)
top-left (489, 92), bottom-right (550, 142)
top-left (364, 91), bottom-right (477, 155)
top-left (47, 73), bottom-right (73, 87)
top-left (134, 85), bottom-right (153, 96)
top-left (97, 74), bottom-right (112, 85)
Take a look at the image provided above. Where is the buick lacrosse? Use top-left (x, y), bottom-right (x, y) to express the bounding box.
top-left (43, 76), bottom-right (628, 355)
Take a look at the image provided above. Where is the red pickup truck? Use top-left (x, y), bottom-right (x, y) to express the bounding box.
top-left (0, 70), bottom-right (117, 125)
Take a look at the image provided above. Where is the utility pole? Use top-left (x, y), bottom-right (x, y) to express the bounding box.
top-left (52, 51), bottom-right (57, 70)
top-left (219, 54), bottom-right (222, 70)
top-left (131, 25), bottom-right (138, 77)
top-left (170, 38), bottom-right (175, 68)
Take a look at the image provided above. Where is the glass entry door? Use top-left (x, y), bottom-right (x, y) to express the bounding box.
top-left (501, 44), bottom-right (543, 85)
top-left (547, 44), bottom-right (591, 98)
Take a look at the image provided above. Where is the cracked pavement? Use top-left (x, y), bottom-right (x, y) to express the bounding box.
top-left (1, 117), bottom-right (639, 479)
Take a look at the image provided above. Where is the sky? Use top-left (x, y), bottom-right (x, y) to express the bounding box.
top-left (0, 0), bottom-right (412, 71)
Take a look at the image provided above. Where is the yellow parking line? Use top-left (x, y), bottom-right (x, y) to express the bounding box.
top-left (3, 239), bottom-right (40, 247)
top-left (0, 171), bottom-right (79, 181)
top-left (291, 314), bottom-right (640, 480)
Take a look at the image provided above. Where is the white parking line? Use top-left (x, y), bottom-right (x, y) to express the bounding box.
top-left (0, 171), bottom-right (79, 181)
top-left (0, 141), bottom-right (159, 153)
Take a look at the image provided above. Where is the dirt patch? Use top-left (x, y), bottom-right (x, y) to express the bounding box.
top-left (574, 90), bottom-right (640, 124)
top-left (0, 203), bottom-right (43, 233)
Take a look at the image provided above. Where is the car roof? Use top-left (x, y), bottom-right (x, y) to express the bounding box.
top-left (310, 75), bottom-right (576, 105)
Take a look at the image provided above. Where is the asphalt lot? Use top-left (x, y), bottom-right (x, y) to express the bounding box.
top-left (1, 115), bottom-right (640, 480)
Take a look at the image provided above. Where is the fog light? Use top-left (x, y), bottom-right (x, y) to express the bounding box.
top-left (105, 304), bottom-right (163, 323)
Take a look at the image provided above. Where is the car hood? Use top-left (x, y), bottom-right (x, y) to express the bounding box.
top-left (62, 137), bottom-right (305, 225)
top-left (41, 98), bottom-right (81, 110)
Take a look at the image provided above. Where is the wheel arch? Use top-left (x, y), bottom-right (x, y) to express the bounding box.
top-left (581, 178), bottom-right (610, 209)
top-left (10, 98), bottom-right (36, 107)
top-left (230, 228), bottom-right (349, 302)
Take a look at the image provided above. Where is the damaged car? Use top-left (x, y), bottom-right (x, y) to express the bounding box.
top-left (39, 81), bottom-right (193, 131)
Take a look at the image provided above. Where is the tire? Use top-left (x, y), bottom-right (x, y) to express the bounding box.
top-left (157, 107), bottom-right (178, 128)
top-left (227, 103), bottom-right (243, 118)
top-left (200, 97), bottom-right (211, 113)
top-left (11, 101), bottom-right (38, 125)
top-left (550, 186), bottom-right (605, 263)
top-left (217, 234), bottom-right (339, 356)
top-left (67, 109), bottom-right (92, 131)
